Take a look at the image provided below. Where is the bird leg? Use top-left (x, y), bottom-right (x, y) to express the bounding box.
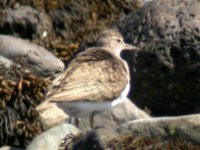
top-left (68, 117), bottom-right (80, 127)
top-left (74, 117), bottom-right (79, 127)
top-left (90, 111), bottom-right (108, 129)
top-left (90, 111), bottom-right (98, 129)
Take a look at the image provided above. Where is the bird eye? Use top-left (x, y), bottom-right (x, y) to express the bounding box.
top-left (117, 39), bottom-right (122, 43)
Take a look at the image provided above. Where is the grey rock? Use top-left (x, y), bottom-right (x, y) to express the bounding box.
top-left (39, 103), bottom-right (69, 129)
top-left (143, 0), bottom-right (154, 4)
top-left (78, 97), bottom-right (150, 131)
top-left (117, 0), bottom-right (200, 115)
top-left (0, 55), bottom-right (12, 68)
top-left (38, 97), bottom-right (150, 130)
top-left (116, 114), bottom-right (200, 144)
top-left (0, 35), bottom-right (64, 77)
top-left (27, 123), bottom-right (81, 150)
top-left (0, 146), bottom-right (24, 150)
top-left (35, 98), bottom-right (149, 149)
top-left (0, 5), bottom-right (52, 39)
top-left (134, 0), bottom-right (154, 6)
top-left (73, 114), bottom-right (200, 149)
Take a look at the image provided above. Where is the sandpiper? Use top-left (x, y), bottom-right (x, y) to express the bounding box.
top-left (36, 28), bottom-right (141, 128)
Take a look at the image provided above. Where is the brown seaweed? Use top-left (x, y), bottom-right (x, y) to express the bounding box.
top-left (0, 58), bottom-right (51, 147)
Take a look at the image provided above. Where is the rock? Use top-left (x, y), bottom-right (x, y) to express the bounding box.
top-left (39, 103), bottom-right (69, 129)
top-left (116, 114), bottom-right (200, 144)
top-left (143, 0), bottom-right (155, 4)
top-left (0, 4), bottom-right (52, 39)
top-left (69, 109), bottom-right (138, 147)
top-left (0, 146), bottom-right (24, 150)
top-left (39, 97), bottom-right (150, 130)
top-left (0, 56), bottom-right (12, 68)
top-left (27, 123), bottom-right (81, 150)
top-left (78, 97), bottom-right (150, 131)
top-left (36, 92), bottom-right (150, 148)
top-left (117, 0), bottom-right (200, 115)
top-left (0, 35), bottom-right (64, 77)
top-left (63, 114), bottom-right (200, 149)
top-left (67, 131), bottom-right (106, 150)
top-left (49, 0), bottom-right (138, 42)
top-left (135, 0), bottom-right (155, 6)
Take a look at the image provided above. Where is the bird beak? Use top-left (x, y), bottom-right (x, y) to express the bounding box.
top-left (123, 43), bottom-right (141, 51)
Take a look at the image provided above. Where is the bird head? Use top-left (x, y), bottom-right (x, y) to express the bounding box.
top-left (96, 29), bottom-right (141, 57)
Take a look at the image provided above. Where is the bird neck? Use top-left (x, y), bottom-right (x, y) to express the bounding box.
top-left (101, 47), bottom-right (130, 82)
top-left (101, 47), bottom-right (121, 59)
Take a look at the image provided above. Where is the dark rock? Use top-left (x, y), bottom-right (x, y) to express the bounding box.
top-left (72, 131), bottom-right (104, 150)
top-left (0, 0), bottom-right (140, 63)
top-left (0, 4), bottom-right (52, 40)
top-left (49, 0), bottom-right (139, 43)
top-left (117, 0), bottom-right (200, 116)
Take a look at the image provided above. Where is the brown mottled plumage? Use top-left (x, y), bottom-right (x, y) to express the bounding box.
top-left (48, 48), bottom-right (128, 102)
top-left (36, 29), bottom-right (140, 128)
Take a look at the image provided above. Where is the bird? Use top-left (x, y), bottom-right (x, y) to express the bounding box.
top-left (36, 28), bottom-right (141, 128)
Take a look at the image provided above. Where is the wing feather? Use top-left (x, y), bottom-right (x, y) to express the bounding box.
top-left (46, 48), bottom-right (129, 102)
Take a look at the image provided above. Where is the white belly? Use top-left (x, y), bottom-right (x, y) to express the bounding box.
top-left (57, 101), bottom-right (112, 117)
top-left (56, 83), bottom-right (130, 117)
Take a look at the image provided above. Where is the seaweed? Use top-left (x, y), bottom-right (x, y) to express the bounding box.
top-left (0, 58), bottom-right (51, 147)
top-left (106, 134), bottom-right (200, 150)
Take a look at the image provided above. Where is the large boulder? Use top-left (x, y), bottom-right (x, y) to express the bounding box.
top-left (117, 114), bottom-right (200, 144)
top-left (117, 0), bottom-right (200, 115)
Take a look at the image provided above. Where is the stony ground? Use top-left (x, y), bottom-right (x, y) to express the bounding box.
top-left (1, 0), bottom-right (200, 149)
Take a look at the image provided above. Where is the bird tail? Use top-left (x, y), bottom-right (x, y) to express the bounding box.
top-left (36, 99), bottom-right (53, 112)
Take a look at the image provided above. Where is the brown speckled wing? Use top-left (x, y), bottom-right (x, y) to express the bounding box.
top-left (47, 48), bottom-right (129, 102)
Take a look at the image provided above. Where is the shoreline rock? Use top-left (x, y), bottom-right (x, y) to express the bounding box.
top-left (0, 35), bottom-right (64, 77)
